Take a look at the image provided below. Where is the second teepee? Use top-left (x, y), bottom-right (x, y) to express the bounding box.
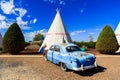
top-left (115, 22), bottom-right (120, 45)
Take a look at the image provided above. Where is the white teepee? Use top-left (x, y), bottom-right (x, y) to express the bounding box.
top-left (115, 22), bottom-right (120, 53)
top-left (0, 33), bottom-right (2, 48)
top-left (115, 22), bottom-right (120, 45)
top-left (40, 10), bottom-right (72, 50)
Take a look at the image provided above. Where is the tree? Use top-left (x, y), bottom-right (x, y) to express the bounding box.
top-left (95, 25), bottom-right (119, 54)
top-left (89, 35), bottom-right (94, 42)
top-left (33, 33), bottom-right (44, 41)
top-left (2, 23), bottom-right (25, 54)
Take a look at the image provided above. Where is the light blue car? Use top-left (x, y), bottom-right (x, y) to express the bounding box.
top-left (45, 43), bottom-right (97, 71)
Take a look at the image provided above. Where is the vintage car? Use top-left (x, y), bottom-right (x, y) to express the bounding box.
top-left (44, 43), bottom-right (97, 71)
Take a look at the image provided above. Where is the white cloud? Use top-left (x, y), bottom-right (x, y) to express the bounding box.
top-left (59, 0), bottom-right (66, 5)
top-left (15, 8), bottom-right (27, 17)
top-left (30, 20), bottom-right (32, 24)
top-left (16, 17), bottom-right (27, 25)
top-left (16, 17), bottom-right (31, 30)
top-left (0, 0), bottom-right (15, 14)
top-left (27, 15), bottom-right (30, 18)
top-left (0, 0), bottom-right (27, 16)
top-left (33, 18), bottom-right (37, 24)
top-left (0, 14), bottom-right (14, 29)
top-left (79, 8), bottom-right (85, 14)
top-left (0, 16), bottom-right (30, 30)
top-left (70, 30), bottom-right (86, 36)
top-left (43, 0), bottom-right (66, 5)
top-left (95, 28), bottom-right (101, 31)
top-left (21, 26), bottom-right (31, 30)
top-left (24, 29), bottom-right (47, 41)
top-left (0, 14), bottom-right (6, 20)
top-left (30, 18), bottom-right (37, 24)
top-left (80, 9), bottom-right (84, 13)
top-left (0, 21), bottom-right (12, 29)
top-left (43, 0), bottom-right (56, 3)
top-left (89, 32), bottom-right (94, 35)
top-left (0, 0), bottom-right (33, 30)
top-left (15, 8), bottom-right (31, 30)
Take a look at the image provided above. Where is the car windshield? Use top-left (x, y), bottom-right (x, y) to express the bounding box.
top-left (66, 46), bottom-right (81, 52)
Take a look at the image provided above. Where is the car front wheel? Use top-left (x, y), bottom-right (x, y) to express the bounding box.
top-left (61, 62), bottom-right (68, 71)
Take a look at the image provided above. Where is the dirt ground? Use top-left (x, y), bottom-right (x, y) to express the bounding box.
top-left (0, 44), bottom-right (120, 80)
top-left (0, 56), bottom-right (120, 80)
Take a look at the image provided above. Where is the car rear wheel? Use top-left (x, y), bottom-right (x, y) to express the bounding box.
top-left (61, 62), bottom-right (68, 71)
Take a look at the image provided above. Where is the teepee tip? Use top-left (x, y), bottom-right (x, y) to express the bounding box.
top-left (56, 8), bottom-right (61, 12)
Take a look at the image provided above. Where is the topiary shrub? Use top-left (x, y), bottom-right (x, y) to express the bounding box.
top-left (2, 23), bottom-right (25, 54)
top-left (95, 25), bottom-right (119, 54)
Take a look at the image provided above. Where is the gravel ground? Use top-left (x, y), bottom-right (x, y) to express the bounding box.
top-left (0, 56), bottom-right (120, 80)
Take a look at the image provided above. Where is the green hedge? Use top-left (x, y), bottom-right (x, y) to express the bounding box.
top-left (73, 41), bottom-right (96, 49)
top-left (95, 25), bottom-right (119, 54)
top-left (2, 23), bottom-right (25, 54)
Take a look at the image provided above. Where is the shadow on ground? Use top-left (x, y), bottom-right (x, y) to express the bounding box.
top-left (74, 65), bottom-right (107, 76)
top-left (0, 60), bottom-right (23, 69)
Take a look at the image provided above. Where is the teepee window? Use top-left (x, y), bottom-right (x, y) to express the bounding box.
top-left (50, 46), bottom-right (54, 51)
top-left (54, 46), bottom-right (60, 52)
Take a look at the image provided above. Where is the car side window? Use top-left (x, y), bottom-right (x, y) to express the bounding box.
top-left (54, 46), bottom-right (60, 52)
top-left (66, 46), bottom-right (71, 52)
top-left (50, 46), bottom-right (54, 51)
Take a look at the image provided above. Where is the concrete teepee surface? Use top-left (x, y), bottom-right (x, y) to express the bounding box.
top-left (40, 10), bottom-right (72, 50)
top-left (115, 22), bottom-right (120, 53)
top-left (115, 22), bottom-right (120, 45)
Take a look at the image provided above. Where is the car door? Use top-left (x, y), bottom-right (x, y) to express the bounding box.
top-left (47, 45), bottom-right (55, 62)
top-left (52, 45), bottom-right (60, 64)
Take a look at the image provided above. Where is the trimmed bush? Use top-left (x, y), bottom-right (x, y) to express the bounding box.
top-left (2, 23), bottom-right (25, 54)
top-left (95, 25), bottom-right (119, 54)
top-left (73, 41), bottom-right (85, 47)
top-left (73, 41), bottom-right (96, 49)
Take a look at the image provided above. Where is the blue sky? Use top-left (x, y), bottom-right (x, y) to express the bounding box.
top-left (0, 0), bottom-right (120, 42)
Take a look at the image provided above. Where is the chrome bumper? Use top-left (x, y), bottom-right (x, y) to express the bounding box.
top-left (72, 61), bottom-right (97, 71)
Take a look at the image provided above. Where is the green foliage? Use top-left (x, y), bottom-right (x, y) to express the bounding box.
top-left (73, 41), bottom-right (96, 49)
top-left (86, 42), bottom-right (96, 48)
top-left (33, 33), bottom-right (44, 41)
top-left (2, 23), bottom-right (25, 54)
top-left (39, 40), bottom-right (43, 47)
top-left (95, 25), bottom-right (119, 54)
top-left (36, 41), bottom-right (43, 47)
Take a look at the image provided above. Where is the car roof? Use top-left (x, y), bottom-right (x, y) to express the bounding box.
top-left (52, 43), bottom-right (77, 47)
